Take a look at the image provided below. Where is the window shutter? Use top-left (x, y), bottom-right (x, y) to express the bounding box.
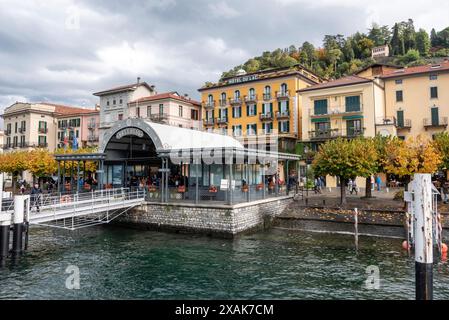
top-left (278, 101), bottom-right (281, 112)
top-left (254, 104), bottom-right (257, 115)
top-left (286, 101), bottom-right (289, 111)
top-left (270, 103), bottom-right (273, 113)
top-left (397, 110), bottom-right (404, 127)
top-left (286, 121), bottom-right (290, 132)
top-left (431, 107), bottom-right (439, 126)
top-left (278, 121), bottom-right (281, 132)
top-left (246, 105), bottom-right (249, 116)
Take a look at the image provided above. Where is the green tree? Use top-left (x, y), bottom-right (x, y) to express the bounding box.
top-left (391, 23), bottom-right (403, 55)
top-left (431, 28), bottom-right (440, 47)
top-left (415, 29), bottom-right (430, 56)
top-left (313, 138), bottom-right (378, 205)
top-left (395, 49), bottom-right (421, 65)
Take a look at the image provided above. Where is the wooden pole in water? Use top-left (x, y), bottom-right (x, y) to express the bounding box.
top-left (413, 174), bottom-right (433, 300)
top-left (354, 208), bottom-right (359, 252)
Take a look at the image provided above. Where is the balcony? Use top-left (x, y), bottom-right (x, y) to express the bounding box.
top-left (150, 113), bottom-right (169, 123)
top-left (216, 117), bottom-right (228, 125)
top-left (309, 128), bottom-right (365, 141)
top-left (38, 127), bottom-right (48, 134)
top-left (203, 118), bottom-right (215, 126)
top-left (376, 117), bottom-right (397, 126)
top-left (276, 111), bottom-right (290, 119)
top-left (38, 142), bottom-right (48, 148)
top-left (423, 117), bottom-right (448, 129)
top-left (219, 99), bottom-right (227, 107)
top-left (276, 91), bottom-right (290, 100)
top-left (244, 95), bottom-right (258, 103)
top-left (263, 93), bottom-right (272, 101)
top-left (4, 130), bottom-right (11, 136)
top-left (88, 135), bottom-right (99, 142)
top-left (202, 101), bottom-right (215, 109)
top-left (87, 122), bottom-right (97, 129)
top-left (3, 143), bottom-right (12, 149)
top-left (310, 105), bottom-right (363, 118)
top-left (229, 97), bottom-right (242, 106)
top-left (19, 127), bottom-right (26, 133)
top-left (397, 119), bottom-right (412, 129)
top-left (260, 112), bottom-right (274, 121)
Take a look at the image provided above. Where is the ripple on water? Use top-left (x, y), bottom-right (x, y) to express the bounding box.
top-left (0, 226), bottom-right (448, 299)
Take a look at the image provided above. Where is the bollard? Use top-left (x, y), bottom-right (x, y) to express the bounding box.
top-left (411, 174), bottom-right (433, 300)
top-left (0, 215), bottom-right (11, 262)
top-left (12, 196), bottom-right (26, 257)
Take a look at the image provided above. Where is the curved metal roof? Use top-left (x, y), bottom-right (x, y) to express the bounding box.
top-left (99, 118), bottom-right (244, 153)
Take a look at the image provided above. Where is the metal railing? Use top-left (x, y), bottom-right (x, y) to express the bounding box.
top-left (219, 99), bottom-right (227, 107)
top-left (38, 128), bottom-right (48, 134)
top-left (310, 105), bottom-right (363, 117)
top-left (203, 118), bottom-right (215, 126)
top-left (309, 128), bottom-right (365, 140)
top-left (423, 117), bottom-right (448, 128)
top-left (260, 112), bottom-right (274, 121)
top-left (263, 93), bottom-right (272, 101)
top-left (276, 111), bottom-right (290, 119)
top-left (244, 95), bottom-right (257, 103)
top-left (202, 101), bottom-right (215, 109)
top-left (229, 97), bottom-right (242, 105)
top-left (150, 113), bottom-right (169, 122)
top-left (397, 119), bottom-right (412, 129)
top-left (276, 91), bottom-right (290, 99)
top-left (216, 117), bottom-right (228, 125)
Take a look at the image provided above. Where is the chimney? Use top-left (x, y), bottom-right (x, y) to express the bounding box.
top-left (137, 77), bottom-right (141, 84)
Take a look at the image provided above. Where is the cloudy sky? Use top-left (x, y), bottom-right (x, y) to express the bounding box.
top-left (0, 0), bottom-right (448, 114)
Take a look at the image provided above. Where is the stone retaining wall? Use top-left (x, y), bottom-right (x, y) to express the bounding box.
top-left (275, 205), bottom-right (449, 239)
top-left (116, 196), bottom-right (293, 237)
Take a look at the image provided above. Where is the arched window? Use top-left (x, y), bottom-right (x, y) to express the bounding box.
top-left (234, 90), bottom-right (240, 99)
top-left (249, 88), bottom-right (255, 99)
top-left (208, 94), bottom-right (213, 103)
top-left (280, 83), bottom-right (288, 94)
top-left (221, 92), bottom-right (226, 101)
top-left (264, 86), bottom-right (271, 99)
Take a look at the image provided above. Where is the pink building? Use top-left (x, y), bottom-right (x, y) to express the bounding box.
top-left (56, 105), bottom-right (100, 149)
top-left (128, 92), bottom-right (202, 130)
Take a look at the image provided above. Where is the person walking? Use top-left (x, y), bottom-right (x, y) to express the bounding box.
top-left (370, 175), bottom-right (375, 191)
top-left (350, 179), bottom-right (358, 195)
top-left (376, 175), bottom-right (382, 191)
top-left (31, 183), bottom-right (43, 213)
top-left (442, 181), bottom-right (449, 204)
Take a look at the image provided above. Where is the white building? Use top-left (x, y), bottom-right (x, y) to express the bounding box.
top-left (372, 45), bottom-right (390, 58)
top-left (93, 78), bottom-right (156, 138)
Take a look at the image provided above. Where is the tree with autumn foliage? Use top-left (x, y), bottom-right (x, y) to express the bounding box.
top-left (313, 138), bottom-right (378, 205)
top-left (432, 132), bottom-right (449, 179)
top-left (0, 151), bottom-right (29, 193)
top-left (55, 147), bottom-right (98, 173)
top-left (382, 135), bottom-right (442, 189)
top-left (27, 149), bottom-right (58, 186)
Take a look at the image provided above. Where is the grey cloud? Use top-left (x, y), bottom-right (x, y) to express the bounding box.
top-left (0, 0), bottom-right (446, 124)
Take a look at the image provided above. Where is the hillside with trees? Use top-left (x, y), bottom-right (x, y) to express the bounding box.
top-left (220, 19), bottom-right (449, 81)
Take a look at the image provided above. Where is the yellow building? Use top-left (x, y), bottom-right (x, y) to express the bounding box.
top-left (299, 75), bottom-right (386, 150)
top-left (198, 65), bottom-right (322, 152)
top-left (381, 60), bottom-right (449, 140)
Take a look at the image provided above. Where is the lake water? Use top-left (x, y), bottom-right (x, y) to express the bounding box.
top-left (1, 226), bottom-right (449, 300)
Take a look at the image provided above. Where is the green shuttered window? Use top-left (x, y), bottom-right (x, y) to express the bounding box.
top-left (314, 99), bottom-right (328, 115)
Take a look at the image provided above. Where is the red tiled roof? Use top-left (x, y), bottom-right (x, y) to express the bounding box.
top-left (40, 103), bottom-right (98, 116)
top-left (129, 92), bottom-right (200, 106)
top-left (381, 60), bottom-right (449, 79)
top-left (297, 75), bottom-right (372, 93)
top-left (93, 82), bottom-right (154, 96)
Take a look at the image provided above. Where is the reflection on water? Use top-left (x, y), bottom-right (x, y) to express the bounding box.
top-left (1, 226), bottom-right (449, 300)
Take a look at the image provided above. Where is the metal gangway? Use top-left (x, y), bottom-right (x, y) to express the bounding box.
top-left (1, 188), bottom-right (146, 231)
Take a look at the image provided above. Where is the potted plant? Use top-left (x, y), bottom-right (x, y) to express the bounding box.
top-left (256, 183), bottom-right (264, 191)
top-left (209, 185), bottom-right (218, 193)
top-left (242, 184), bottom-right (249, 192)
top-left (177, 185), bottom-right (186, 193)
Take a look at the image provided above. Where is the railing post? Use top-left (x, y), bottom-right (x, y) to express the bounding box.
top-left (0, 212), bottom-right (11, 264)
top-left (12, 195), bottom-right (27, 257)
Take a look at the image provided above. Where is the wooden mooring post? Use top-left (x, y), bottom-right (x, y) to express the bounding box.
top-left (354, 208), bottom-right (359, 252)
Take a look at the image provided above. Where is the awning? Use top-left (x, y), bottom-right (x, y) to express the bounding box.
top-left (343, 115), bottom-right (364, 120)
top-left (311, 118), bottom-right (330, 123)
